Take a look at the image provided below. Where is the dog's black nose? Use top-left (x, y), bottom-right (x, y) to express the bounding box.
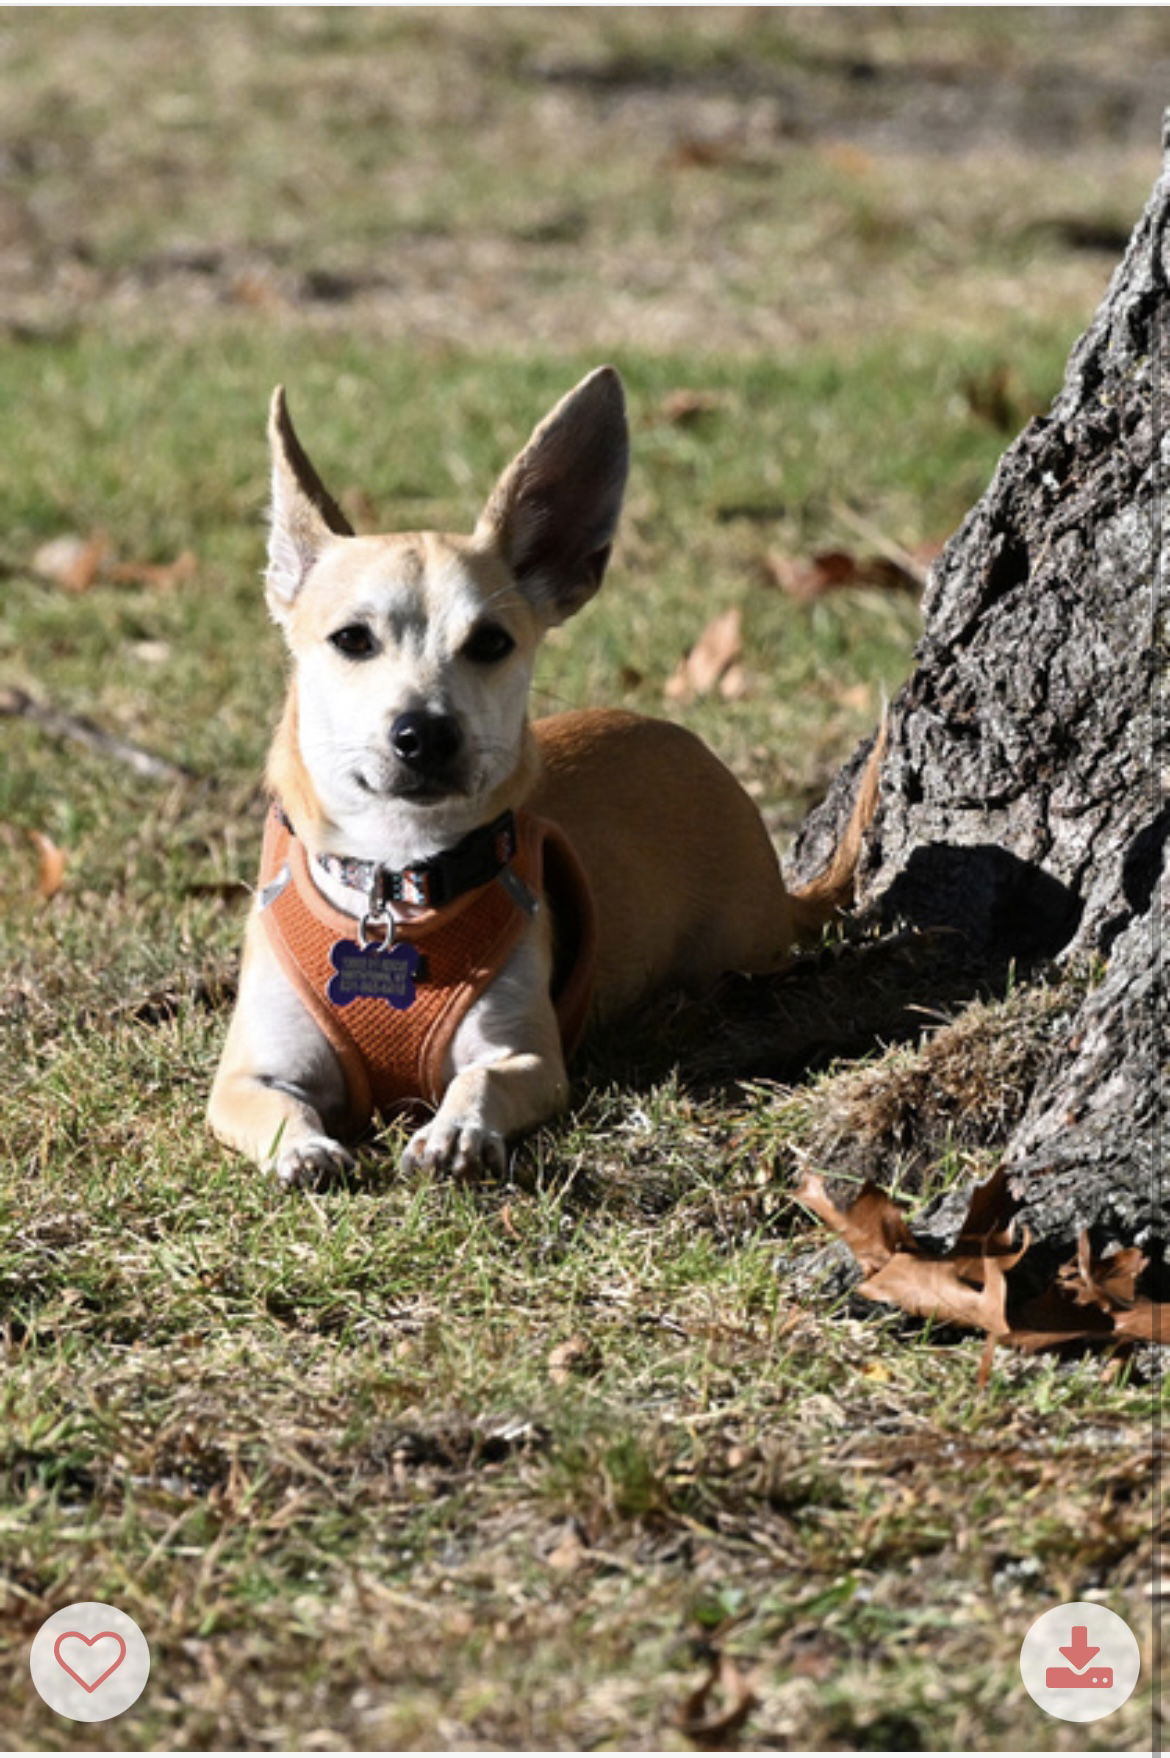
top-left (389, 710), bottom-right (462, 771)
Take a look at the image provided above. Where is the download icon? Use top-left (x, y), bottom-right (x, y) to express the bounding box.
top-left (1020, 1602), bottom-right (1140, 1722)
top-left (1044, 1623), bottom-right (1111, 1690)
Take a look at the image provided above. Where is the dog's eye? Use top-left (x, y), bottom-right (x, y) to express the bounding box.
top-left (329, 624), bottom-right (377, 660)
top-left (462, 622), bottom-right (516, 664)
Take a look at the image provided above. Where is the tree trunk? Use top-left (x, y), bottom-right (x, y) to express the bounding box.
top-left (790, 117), bottom-right (1168, 1297)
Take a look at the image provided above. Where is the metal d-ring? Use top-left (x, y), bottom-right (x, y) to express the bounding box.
top-left (358, 909), bottom-right (399, 951)
top-left (359, 869), bottom-right (399, 952)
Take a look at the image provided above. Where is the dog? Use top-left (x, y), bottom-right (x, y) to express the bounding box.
top-left (208, 367), bottom-right (880, 1185)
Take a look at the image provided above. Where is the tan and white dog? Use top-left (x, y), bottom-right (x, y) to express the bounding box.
top-left (208, 368), bottom-right (877, 1185)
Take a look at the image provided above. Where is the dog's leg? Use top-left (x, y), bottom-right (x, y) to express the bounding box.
top-left (208, 913), bottom-right (355, 1187)
top-left (402, 926), bottom-right (568, 1177)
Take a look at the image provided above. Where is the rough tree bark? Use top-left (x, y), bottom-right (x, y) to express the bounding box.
top-left (790, 119), bottom-right (1167, 1292)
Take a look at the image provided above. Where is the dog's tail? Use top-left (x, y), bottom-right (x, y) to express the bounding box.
top-left (789, 713), bottom-right (888, 945)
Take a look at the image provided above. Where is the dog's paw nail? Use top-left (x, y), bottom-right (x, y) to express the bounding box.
top-left (403, 1124), bottom-right (507, 1179)
top-left (274, 1135), bottom-right (355, 1189)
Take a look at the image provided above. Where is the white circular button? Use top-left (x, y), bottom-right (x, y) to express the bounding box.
top-left (29, 1602), bottom-right (150, 1723)
top-left (1019, 1601), bottom-right (1140, 1722)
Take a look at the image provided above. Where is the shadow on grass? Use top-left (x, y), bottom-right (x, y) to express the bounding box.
top-left (576, 922), bottom-right (1027, 1096)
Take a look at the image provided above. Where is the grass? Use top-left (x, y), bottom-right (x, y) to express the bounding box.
top-left (0, 9), bottom-right (1162, 1752)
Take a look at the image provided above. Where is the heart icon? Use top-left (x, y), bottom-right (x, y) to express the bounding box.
top-left (52, 1631), bottom-right (127, 1694)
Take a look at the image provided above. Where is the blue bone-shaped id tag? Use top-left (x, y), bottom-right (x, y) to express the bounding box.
top-left (327, 938), bottom-right (421, 1010)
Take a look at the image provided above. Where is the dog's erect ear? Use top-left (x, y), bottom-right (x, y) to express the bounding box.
top-left (265, 387), bottom-right (355, 615)
top-left (476, 367), bottom-right (629, 623)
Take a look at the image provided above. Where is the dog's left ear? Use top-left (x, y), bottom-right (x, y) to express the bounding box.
top-left (476, 367), bottom-right (629, 623)
top-left (265, 387), bottom-right (355, 618)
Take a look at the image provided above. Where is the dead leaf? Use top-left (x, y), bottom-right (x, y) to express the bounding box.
top-left (799, 1170), bottom-right (1143, 1358)
top-left (763, 549), bottom-right (862, 602)
top-left (795, 1174), bottom-right (916, 1275)
top-left (32, 532), bottom-right (108, 593)
top-left (1060, 1232), bottom-right (1147, 1313)
top-left (858, 1234), bottom-right (1027, 1335)
top-left (669, 138), bottom-right (740, 171)
top-left (828, 500), bottom-right (939, 589)
top-left (30, 534), bottom-right (196, 594)
top-left (676, 1653), bottom-right (757, 1746)
top-left (764, 546), bottom-right (922, 602)
top-left (1114, 1302), bottom-right (1169, 1343)
top-left (665, 607), bottom-right (742, 703)
top-left (29, 829), bottom-right (66, 900)
top-left (498, 1203), bottom-right (522, 1240)
top-left (0, 824), bottom-right (67, 901)
top-left (657, 388), bottom-right (725, 425)
top-left (107, 550), bottom-right (197, 591)
top-left (1056, 1234), bottom-right (1168, 1342)
top-left (547, 1334), bottom-right (602, 1385)
top-left (229, 271), bottom-right (284, 310)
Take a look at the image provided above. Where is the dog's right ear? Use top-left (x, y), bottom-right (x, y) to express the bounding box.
top-left (476, 366), bottom-right (629, 625)
top-left (265, 387), bottom-right (355, 618)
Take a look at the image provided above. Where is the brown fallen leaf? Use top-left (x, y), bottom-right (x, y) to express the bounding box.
top-left (229, 270), bottom-right (285, 310)
top-left (1113, 1302), bottom-right (1168, 1343)
top-left (1057, 1234), bottom-right (1167, 1343)
top-left (657, 388), bottom-right (725, 425)
top-left (107, 549), bottom-right (197, 591)
top-left (30, 533), bottom-right (197, 594)
top-left (829, 501), bottom-right (940, 590)
top-left (498, 1203), bottom-right (523, 1240)
top-left (798, 1170), bottom-right (1152, 1361)
top-left (764, 549), bottom-right (864, 601)
top-left (1060, 1232), bottom-right (1146, 1312)
top-left (669, 138), bottom-right (740, 172)
top-left (0, 824), bottom-right (68, 901)
top-left (795, 1174), bottom-right (916, 1275)
top-left (547, 1334), bottom-right (603, 1385)
top-left (858, 1232), bottom-right (1028, 1335)
top-left (676, 1653), bottom-right (757, 1747)
top-left (29, 829), bottom-right (66, 900)
top-left (32, 532), bottom-right (109, 593)
top-left (665, 606), bottom-right (743, 703)
top-left (763, 546), bottom-right (922, 602)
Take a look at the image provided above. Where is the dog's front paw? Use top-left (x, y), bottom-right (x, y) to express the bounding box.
top-left (403, 1120), bottom-right (508, 1179)
top-left (274, 1133), bottom-right (356, 1189)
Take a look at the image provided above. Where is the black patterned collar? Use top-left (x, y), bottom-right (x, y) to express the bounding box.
top-left (275, 804), bottom-right (525, 912)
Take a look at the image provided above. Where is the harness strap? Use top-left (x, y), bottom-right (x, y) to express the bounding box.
top-left (257, 806), bottom-right (595, 1132)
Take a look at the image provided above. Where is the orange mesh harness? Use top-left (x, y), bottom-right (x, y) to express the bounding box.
top-left (257, 806), bottom-right (596, 1132)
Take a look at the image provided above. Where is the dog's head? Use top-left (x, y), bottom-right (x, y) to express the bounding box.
top-left (264, 368), bottom-right (628, 859)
